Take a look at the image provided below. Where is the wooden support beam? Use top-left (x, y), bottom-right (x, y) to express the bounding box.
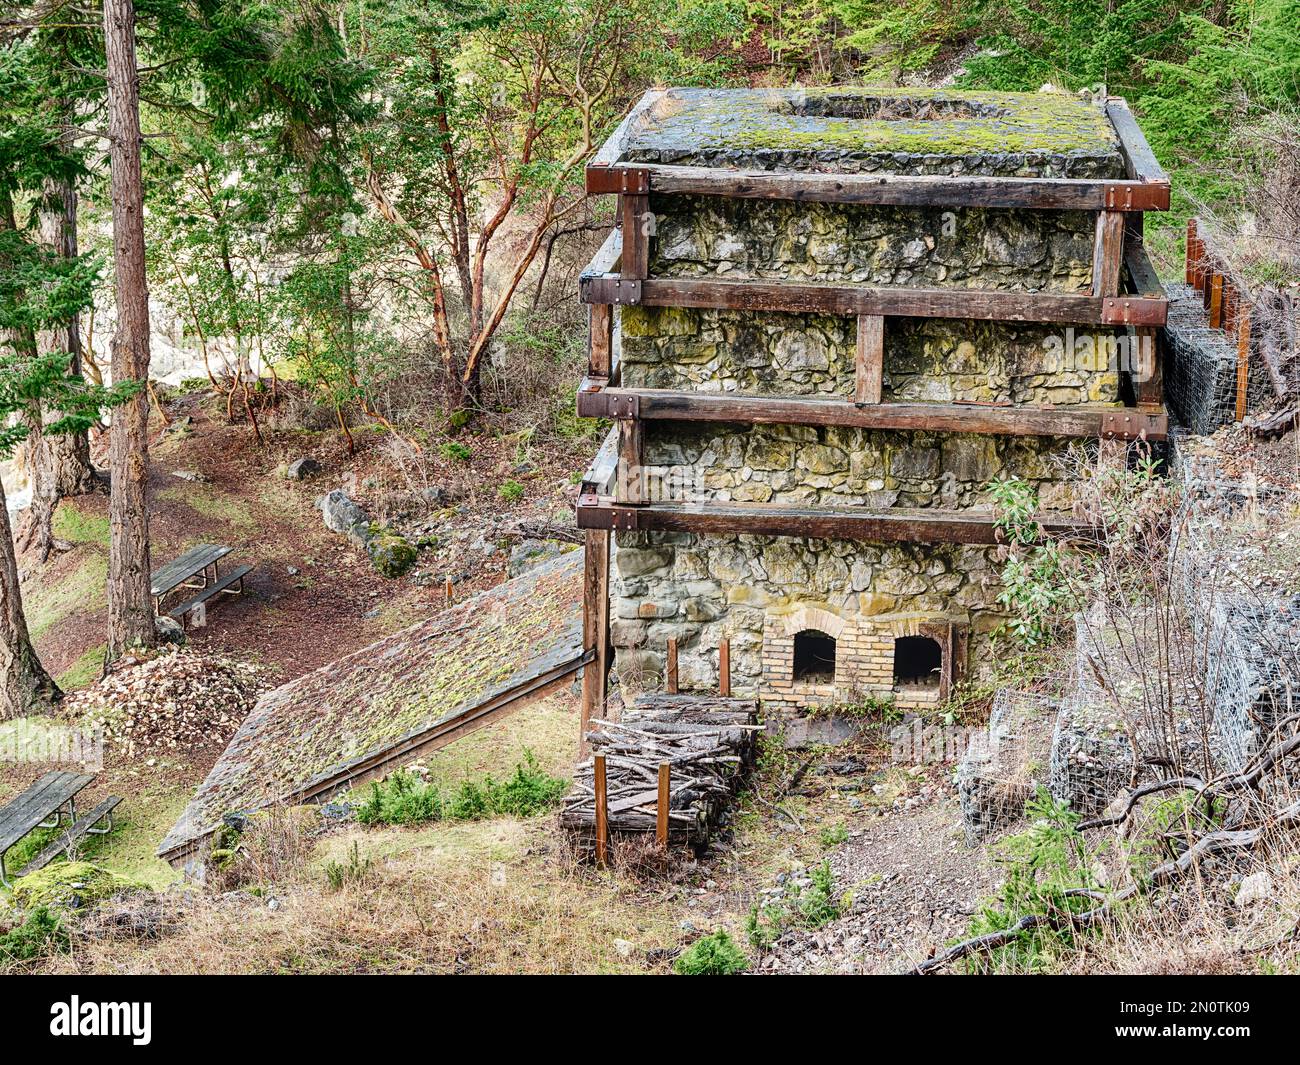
top-left (588, 303), bottom-right (612, 378)
top-left (1133, 327), bottom-right (1163, 411)
top-left (576, 386), bottom-right (1168, 440)
top-left (594, 754), bottom-right (608, 867)
top-left (1185, 218), bottom-right (1198, 286)
top-left (719, 638), bottom-right (731, 698)
top-left (579, 529), bottom-right (611, 758)
top-left (616, 418), bottom-right (644, 504)
top-left (854, 314), bottom-right (884, 405)
top-left (1092, 211), bottom-right (1126, 298)
top-left (1209, 273), bottom-right (1224, 329)
top-left (587, 162), bottom-right (1168, 211)
top-left (581, 271), bottom-right (1167, 327)
top-left (1105, 99), bottom-right (1170, 187)
top-left (619, 170), bottom-right (651, 281)
top-left (656, 763), bottom-right (670, 848)
top-left (1236, 312), bottom-right (1252, 422)
top-left (577, 497), bottom-right (1091, 545)
top-left (666, 637), bottom-right (678, 694)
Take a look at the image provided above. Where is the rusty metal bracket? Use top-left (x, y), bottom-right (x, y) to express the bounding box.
top-left (1102, 295), bottom-right (1167, 326)
top-left (608, 393), bottom-right (640, 418)
top-left (1100, 409), bottom-right (1167, 440)
top-left (1104, 181), bottom-right (1171, 212)
top-left (610, 506), bottom-right (641, 531)
top-left (582, 277), bottom-right (643, 305)
top-left (586, 164), bottom-right (650, 196)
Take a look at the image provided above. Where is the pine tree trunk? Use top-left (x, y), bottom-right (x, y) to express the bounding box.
top-left (39, 166), bottom-right (97, 497)
top-left (0, 476), bottom-right (61, 719)
top-left (103, 0), bottom-right (156, 655)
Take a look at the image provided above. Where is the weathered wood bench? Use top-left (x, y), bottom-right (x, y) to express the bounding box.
top-left (0, 771), bottom-right (106, 888)
top-left (151, 543), bottom-right (252, 628)
top-left (18, 796), bottom-right (122, 877)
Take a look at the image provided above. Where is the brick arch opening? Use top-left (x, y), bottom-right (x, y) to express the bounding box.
top-left (793, 629), bottom-right (836, 684)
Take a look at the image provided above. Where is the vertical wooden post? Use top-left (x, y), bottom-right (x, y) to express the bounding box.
top-left (580, 528), bottom-right (611, 757)
top-left (854, 314), bottom-right (884, 405)
top-left (619, 173), bottom-right (651, 281)
top-left (1235, 312), bottom-right (1252, 422)
top-left (718, 638), bottom-right (731, 698)
top-left (594, 754), bottom-right (608, 867)
top-left (1091, 210), bottom-right (1125, 298)
top-left (656, 762), bottom-right (670, 848)
top-left (588, 303), bottom-right (612, 379)
top-left (666, 636), bottom-right (678, 694)
top-left (1134, 327), bottom-right (1162, 410)
top-left (1185, 217), bottom-right (1198, 287)
top-left (617, 418), bottom-right (644, 504)
top-left (444, 576), bottom-right (453, 602)
top-left (1209, 273), bottom-right (1224, 330)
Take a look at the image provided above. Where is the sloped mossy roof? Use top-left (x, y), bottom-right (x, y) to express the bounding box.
top-left (159, 550), bottom-right (586, 860)
top-left (622, 88), bottom-right (1124, 178)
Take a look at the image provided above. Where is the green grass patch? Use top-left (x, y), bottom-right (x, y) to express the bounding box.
top-left (52, 503), bottom-right (109, 546)
top-left (56, 644), bottom-right (106, 691)
top-left (25, 553), bottom-right (108, 640)
top-left (157, 483), bottom-right (256, 533)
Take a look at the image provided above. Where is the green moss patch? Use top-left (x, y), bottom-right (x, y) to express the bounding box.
top-left (9, 862), bottom-right (144, 911)
top-left (25, 553), bottom-right (108, 640)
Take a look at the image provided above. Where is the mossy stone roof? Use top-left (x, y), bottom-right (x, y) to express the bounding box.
top-left (622, 88), bottom-right (1124, 178)
top-left (158, 550), bottom-right (586, 860)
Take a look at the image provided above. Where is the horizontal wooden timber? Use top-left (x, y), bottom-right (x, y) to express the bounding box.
top-left (1106, 98), bottom-right (1169, 187)
top-left (587, 161), bottom-right (1169, 212)
top-left (1123, 239), bottom-right (1164, 300)
top-left (580, 271), bottom-right (1168, 326)
top-left (575, 382), bottom-right (1168, 440)
top-left (576, 496), bottom-right (1090, 545)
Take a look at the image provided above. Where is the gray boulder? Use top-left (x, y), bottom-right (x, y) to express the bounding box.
top-left (315, 490), bottom-right (372, 545)
top-left (155, 615), bottom-right (186, 645)
top-left (285, 457), bottom-right (322, 481)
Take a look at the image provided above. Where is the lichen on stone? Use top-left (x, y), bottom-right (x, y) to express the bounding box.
top-left (624, 88), bottom-right (1123, 178)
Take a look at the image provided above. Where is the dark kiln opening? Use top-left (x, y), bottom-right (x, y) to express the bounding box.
top-left (793, 629), bottom-right (836, 684)
top-left (893, 635), bottom-right (942, 687)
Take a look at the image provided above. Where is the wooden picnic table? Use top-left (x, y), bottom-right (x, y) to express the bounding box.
top-left (151, 542), bottom-right (252, 628)
top-left (151, 543), bottom-right (232, 602)
top-left (0, 771), bottom-right (94, 888)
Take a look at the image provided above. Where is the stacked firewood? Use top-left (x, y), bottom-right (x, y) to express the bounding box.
top-left (560, 694), bottom-right (760, 846)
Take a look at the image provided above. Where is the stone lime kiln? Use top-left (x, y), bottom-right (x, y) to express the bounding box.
top-left (573, 88), bottom-right (1170, 742)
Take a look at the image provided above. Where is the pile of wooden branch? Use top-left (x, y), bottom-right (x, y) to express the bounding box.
top-left (561, 694), bottom-right (759, 847)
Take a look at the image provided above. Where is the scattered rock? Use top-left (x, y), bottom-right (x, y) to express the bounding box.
top-left (613, 938), bottom-right (635, 958)
top-left (508, 538), bottom-right (567, 577)
top-left (154, 615), bottom-right (186, 646)
top-left (172, 469), bottom-right (205, 482)
top-left (367, 531), bottom-right (417, 578)
top-left (284, 457), bottom-right (322, 481)
top-left (1236, 870), bottom-right (1273, 908)
top-left (315, 490), bottom-right (371, 545)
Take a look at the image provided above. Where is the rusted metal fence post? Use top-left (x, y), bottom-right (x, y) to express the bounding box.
top-left (719, 638), bottom-right (731, 697)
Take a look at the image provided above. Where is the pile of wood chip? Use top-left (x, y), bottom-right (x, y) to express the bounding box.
top-left (66, 649), bottom-right (266, 756)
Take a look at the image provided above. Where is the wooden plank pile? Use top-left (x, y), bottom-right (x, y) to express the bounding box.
top-left (561, 693), bottom-right (759, 850)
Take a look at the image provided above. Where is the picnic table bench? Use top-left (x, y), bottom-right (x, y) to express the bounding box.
top-left (0, 771), bottom-right (120, 888)
top-left (151, 543), bottom-right (252, 628)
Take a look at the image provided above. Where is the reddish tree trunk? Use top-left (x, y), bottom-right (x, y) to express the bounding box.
top-left (102, 0), bottom-right (156, 654)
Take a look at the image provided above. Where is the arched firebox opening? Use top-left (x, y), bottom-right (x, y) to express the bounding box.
top-left (793, 629), bottom-right (836, 684)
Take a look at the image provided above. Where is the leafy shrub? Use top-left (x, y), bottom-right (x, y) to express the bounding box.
top-left (745, 861), bottom-right (847, 950)
top-left (963, 788), bottom-right (1099, 973)
top-left (357, 752), bottom-right (565, 827)
top-left (819, 823), bottom-right (849, 848)
top-left (438, 441), bottom-right (473, 462)
top-left (497, 480), bottom-right (525, 502)
top-left (0, 907), bottom-right (69, 963)
top-left (673, 930), bottom-right (749, 975)
top-left (797, 861), bottom-right (845, 928)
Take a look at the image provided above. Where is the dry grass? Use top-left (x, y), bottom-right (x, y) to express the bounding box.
top-left (31, 817), bottom-right (682, 975)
